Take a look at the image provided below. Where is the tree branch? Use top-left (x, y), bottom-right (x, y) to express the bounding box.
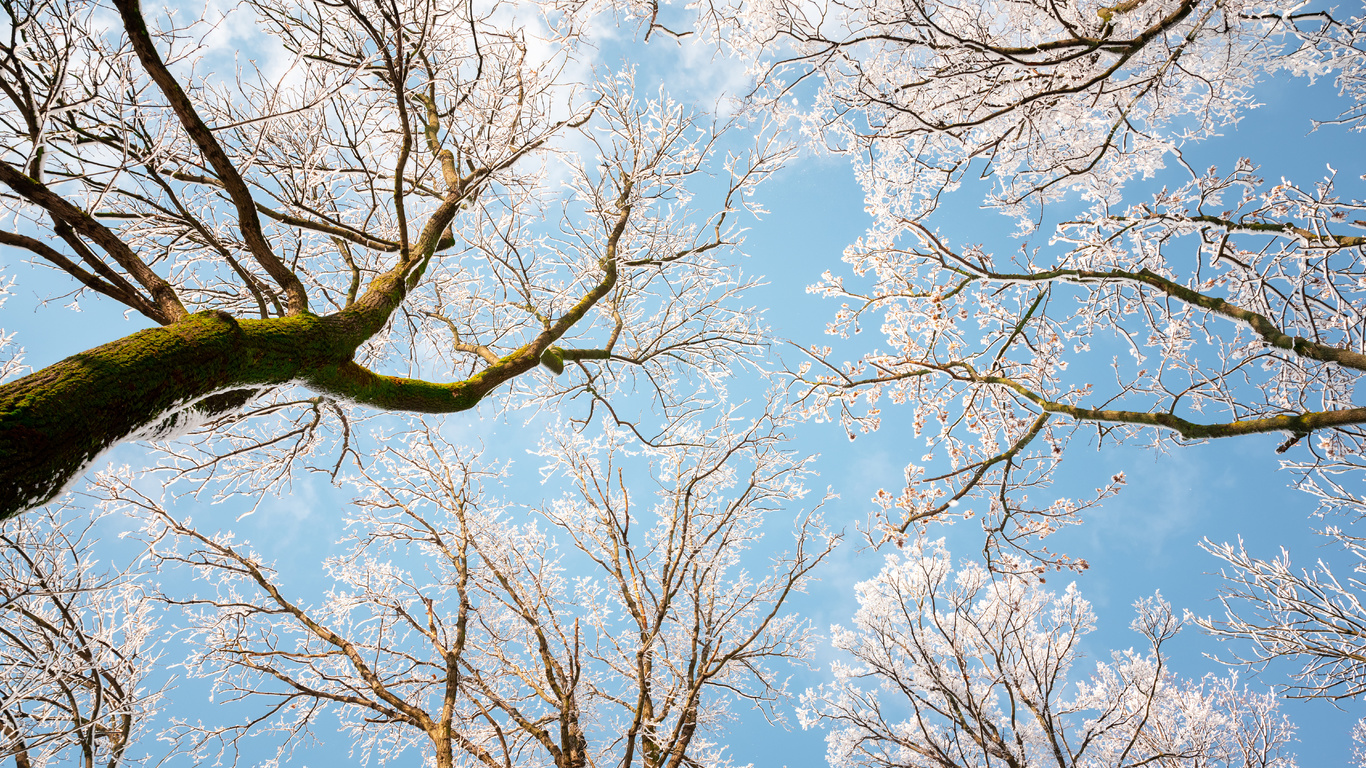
top-left (978, 265), bottom-right (1366, 372)
top-left (111, 0), bottom-right (310, 314)
top-left (0, 160), bottom-right (186, 322)
top-left (0, 230), bottom-right (162, 321)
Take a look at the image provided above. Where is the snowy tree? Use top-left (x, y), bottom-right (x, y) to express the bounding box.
top-left (0, 0), bottom-right (788, 519)
top-left (94, 408), bottom-right (835, 768)
top-left (0, 503), bottom-right (161, 768)
top-left (716, 0), bottom-right (1366, 566)
top-left (801, 539), bottom-right (1300, 768)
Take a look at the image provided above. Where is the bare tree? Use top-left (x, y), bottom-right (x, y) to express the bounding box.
top-left (800, 540), bottom-right (1299, 768)
top-left (695, 0), bottom-right (1366, 567)
top-left (0, 0), bottom-right (788, 518)
top-left (96, 406), bottom-right (835, 768)
top-left (0, 502), bottom-right (161, 768)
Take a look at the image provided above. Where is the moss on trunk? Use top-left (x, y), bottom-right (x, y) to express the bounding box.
top-left (0, 300), bottom-right (568, 520)
top-left (0, 307), bottom-right (472, 519)
top-left (1, 312), bottom-right (298, 517)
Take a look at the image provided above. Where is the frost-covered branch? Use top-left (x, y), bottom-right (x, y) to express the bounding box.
top-left (0, 502), bottom-right (161, 768)
top-left (1201, 531), bottom-right (1366, 701)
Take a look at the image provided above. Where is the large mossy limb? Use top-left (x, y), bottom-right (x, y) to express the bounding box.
top-left (0, 308), bottom-right (511, 521)
top-left (0, 219), bottom-right (618, 521)
top-left (2, 312), bottom-right (244, 519)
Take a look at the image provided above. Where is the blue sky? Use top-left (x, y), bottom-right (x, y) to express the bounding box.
top-left (2, 9), bottom-right (1366, 766)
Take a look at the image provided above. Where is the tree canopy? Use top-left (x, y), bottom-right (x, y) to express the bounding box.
top-left (743, 0), bottom-right (1366, 568)
top-left (5, 0), bottom-right (1366, 763)
top-left (0, 0), bottom-right (783, 518)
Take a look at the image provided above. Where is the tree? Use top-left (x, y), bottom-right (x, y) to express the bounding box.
top-left (799, 539), bottom-right (1299, 768)
top-left (0, 503), bottom-right (161, 768)
top-left (722, 0), bottom-right (1366, 568)
top-left (94, 408), bottom-right (835, 767)
top-left (0, 0), bottom-right (786, 519)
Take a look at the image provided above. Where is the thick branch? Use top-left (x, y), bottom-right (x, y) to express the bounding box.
top-left (306, 358), bottom-right (523, 412)
top-left (111, 0), bottom-right (310, 314)
top-left (0, 161), bottom-right (186, 323)
top-left (970, 366), bottom-right (1366, 440)
top-left (1188, 214), bottom-right (1366, 248)
top-left (0, 230), bottom-right (162, 321)
top-left (0, 218), bottom-right (623, 519)
top-left (537, 348), bottom-right (610, 376)
top-left (0, 311), bottom-right (324, 519)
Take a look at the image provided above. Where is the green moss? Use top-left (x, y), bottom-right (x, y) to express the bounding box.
top-left (0, 310), bottom-right (355, 520)
top-left (541, 347), bottom-right (566, 376)
top-left (0, 298), bottom-right (574, 520)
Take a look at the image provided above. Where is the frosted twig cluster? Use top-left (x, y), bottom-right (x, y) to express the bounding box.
top-left (0, 504), bottom-right (161, 768)
top-left (91, 407), bottom-right (835, 768)
top-left (801, 540), bottom-right (1299, 768)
